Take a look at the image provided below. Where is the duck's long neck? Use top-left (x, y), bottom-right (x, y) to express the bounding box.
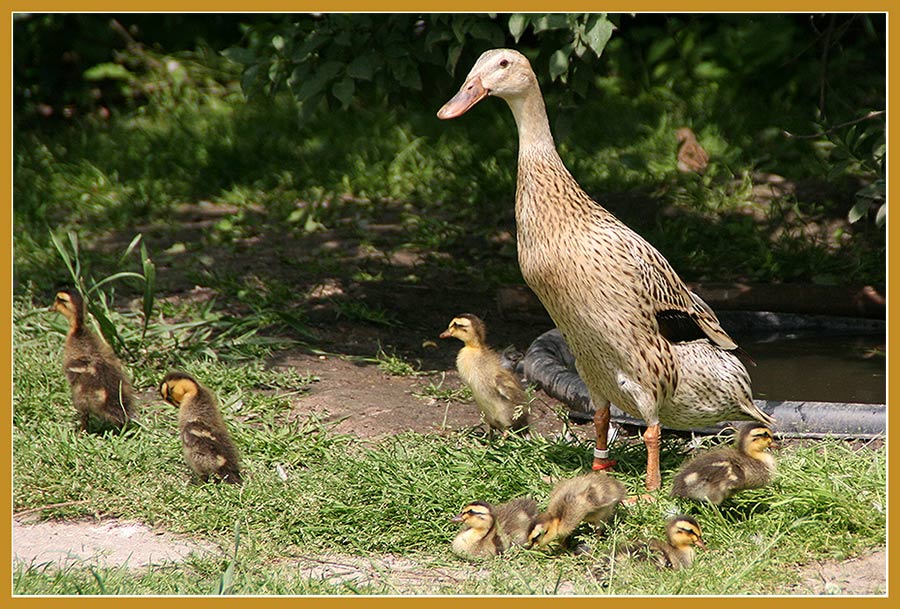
top-left (504, 87), bottom-right (583, 199)
top-left (506, 89), bottom-right (557, 156)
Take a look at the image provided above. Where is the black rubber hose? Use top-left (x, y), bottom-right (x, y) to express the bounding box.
top-left (516, 329), bottom-right (885, 440)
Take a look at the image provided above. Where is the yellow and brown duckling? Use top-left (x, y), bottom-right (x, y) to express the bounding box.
top-left (616, 515), bottom-right (706, 570)
top-left (440, 314), bottom-right (529, 436)
top-left (451, 497), bottom-right (539, 559)
top-left (159, 371), bottom-right (242, 484)
top-left (50, 288), bottom-right (135, 431)
top-left (671, 423), bottom-right (777, 504)
top-left (439, 49), bottom-right (767, 491)
top-left (527, 471), bottom-right (626, 550)
top-left (676, 127), bottom-right (710, 174)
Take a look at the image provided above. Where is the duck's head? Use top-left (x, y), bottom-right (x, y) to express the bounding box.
top-left (666, 515), bottom-right (706, 551)
top-left (676, 127), bottom-right (696, 143)
top-left (738, 423), bottom-right (778, 458)
top-left (159, 371), bottom-right (200, 407)
top-left (49, 288), bottom-right (85, 327)
top-left (526, 514), bottom-right (560, 548)
top-left (439, 314), bottom-right (487, 347)
top-left (451, 501), bottom-right (495, 532)
top-left (437, 48), bottom-right (537, 119)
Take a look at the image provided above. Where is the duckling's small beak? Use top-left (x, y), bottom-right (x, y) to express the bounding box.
top-left (450, 513), bottom-right (465, 523)
top-left (437, 77), bottom-right (488, 120)
top-left (695, 538), bottom-right (707, 550)
top-left (439, 329), bottom-right (452, 339)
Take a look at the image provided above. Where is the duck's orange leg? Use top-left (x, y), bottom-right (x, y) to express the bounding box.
top-left (591, 401), bottom-right (617, 471)
top-left (642, 423), bottom-right (662, 491)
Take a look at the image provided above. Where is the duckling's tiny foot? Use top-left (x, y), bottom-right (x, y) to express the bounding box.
top-left (623, 494), bottom-right (656, 505)
top-left (592, 458), bottom-right (617, 471)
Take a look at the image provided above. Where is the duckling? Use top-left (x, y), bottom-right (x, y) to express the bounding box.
top-left (672, 423), bottom-right (777, 504)
top-left (451, 497), bottom-right (539, 558)
top-left (676, 127), bottom-right (710, 174)
top-left (49, 288), bottom-right (135, 431)
top-left (528, 471), bottom-right (626, 550)
top-left (440, 314), bottom-right (529, 436)
top-left (159, 371), bottom-right (242, 484)
top-left (616, 515), bottom-right (706, 570)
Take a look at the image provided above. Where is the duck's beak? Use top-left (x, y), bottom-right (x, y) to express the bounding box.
top-left (695, 538), bottom-right (707, 550)
top-left (450, 513), bottom-right (465, 523)
top-left (439, 329), bottom-right (452, 339)
top-left (437, 77), bottom-right (488, 120)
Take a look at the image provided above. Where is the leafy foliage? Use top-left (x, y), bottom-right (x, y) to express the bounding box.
top-left (224, 14), bottom-right (617, 117)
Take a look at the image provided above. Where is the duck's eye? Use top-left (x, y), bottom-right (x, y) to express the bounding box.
top-left (499, 59), bottom-right (509, 68)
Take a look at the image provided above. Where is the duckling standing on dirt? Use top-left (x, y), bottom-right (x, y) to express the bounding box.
top-left (451, 497), bottom-right (539, 559)
top-left (159, 371), bottom-right (242, 484)
top-left (440, 314), bottom-right (529, 436)
top-left (50, 288), bottom-right (135, 431)
top-left (672, 423), bottom-right (777, 504)
top-left (616, 515), bottom-right (706, 570)
top-left (528, 471), bottom-right (626, 550)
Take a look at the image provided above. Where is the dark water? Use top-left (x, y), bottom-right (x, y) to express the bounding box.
top-left (742, 334), bottom-right (886, 404)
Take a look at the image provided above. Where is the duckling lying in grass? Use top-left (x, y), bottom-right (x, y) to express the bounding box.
top-left (616, 515), bottom-right (706, 570)
top-left (440, 314), bottom-right (529, 436)
top-left (528, 471), bottom-right (625, 550)
top-left (50, 288), bottom-right (135, 431)
top-left (672, 423), bottom-right (777, 504)
top-left (159, 371), bottom-right (242, 484)
top-left (451, 498), bottom-right (539, 559)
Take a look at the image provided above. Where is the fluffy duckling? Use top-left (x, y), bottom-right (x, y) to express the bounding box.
top-left (440, 314), bottom-right (529, 435)
top-left (451, 497), bottom-right (539, 559)
top-left (676, 127), bottom-right (710, 173)
top-left (50, 288), bottom-right (135, 431)
top-left (528, 471), bottom-right (626, 549)
top-left (617, 515), bottom-right (706, 570)
top-left (672, 423), bottom-right (777, 504)
top-left (159, 371), bottom-right (242, 484)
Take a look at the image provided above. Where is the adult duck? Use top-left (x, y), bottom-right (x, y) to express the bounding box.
top-left (438, 48), bottom-right (771, 491)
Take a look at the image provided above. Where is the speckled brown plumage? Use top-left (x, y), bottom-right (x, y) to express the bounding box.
top-left (51, 289), bottom-right (135, 431)
top-left (439, 49), bottom-right (773, 491)
top-left (676, 127), bottom-right (710, 173)
top-left (440, 314), bottom-right (529, 435)
top-left (159, 371), bottom-right (242, 484)
top-left (527, 471), bottom-right (625, 549)
top-left (451, 498), bottom-right (539, 558)
top-left (616, 515), bottom-right (706, 570)
top-left (672, 423), bottom-right (777, 504)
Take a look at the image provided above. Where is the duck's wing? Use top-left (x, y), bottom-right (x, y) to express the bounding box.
top-left (633, 243), bottom-right (738, 350)
top-left (494, 370), bottom-right (528, 404)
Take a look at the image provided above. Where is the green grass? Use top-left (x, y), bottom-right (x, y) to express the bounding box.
top-left (13, 295), bottom-right (886, 595)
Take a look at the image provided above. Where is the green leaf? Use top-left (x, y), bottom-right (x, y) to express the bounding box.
top-left (532, 13), bottom-right (570, 32)
top-left (446, 43), bottom-right (464, 75)
top-left (140, 241), bottom-right (156, 341)
top-left (646, 37), bottom-right (675, 65)
top-left (508, 14), bottom-right (530, 42)
top-left (875, 203), bottom-right (886, 228)
top-left (584, 15), bottom-right (615, 58)
top-left (347, 53), bottom-right (376, 81)
top-left (693, 61), bottom-right (729, 79)
top-left (848, 199), bottom-right (870, 223)
top-left (549, 49), bottom-right (570, 81)
top-left (83, 62), bottom-right (132, 82)
top-left (332, 77), bottom-right (355, 108)
top-left (221, 46), bottom-right (257, 66)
